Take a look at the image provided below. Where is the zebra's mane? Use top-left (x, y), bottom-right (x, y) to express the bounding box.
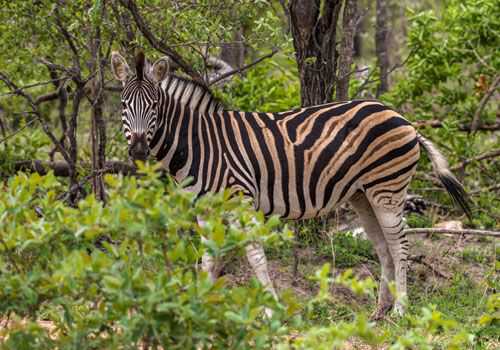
top-left (161, 74), bottom-right (224, 114)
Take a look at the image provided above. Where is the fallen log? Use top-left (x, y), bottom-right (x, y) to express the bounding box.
top-left (13, 160), bottom-right (135, 177)
top-left (404, 228), bottom-right (500, 238)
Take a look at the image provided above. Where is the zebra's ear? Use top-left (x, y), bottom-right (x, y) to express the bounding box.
top-left (111, 51), bottom-right (130, 85)
top-left (150, 57), bottom-right (170, 83)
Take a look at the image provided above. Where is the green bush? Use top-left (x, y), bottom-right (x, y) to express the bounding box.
top-left (0, 168), bottom-right (291, 349)
top-left (220, 56), bottom-right (300, 112)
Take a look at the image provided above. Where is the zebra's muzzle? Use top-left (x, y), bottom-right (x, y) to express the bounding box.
top-left (129, 133), bottom-right (150, 162)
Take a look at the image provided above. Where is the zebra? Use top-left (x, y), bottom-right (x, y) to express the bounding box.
top-left (111, 51), bottom-right (471, 319)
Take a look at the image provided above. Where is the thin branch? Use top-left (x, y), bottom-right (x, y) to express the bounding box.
top-left (208, 49), bottom-right (279, 86)
top-left (53, 3), bottom-right (82, 79)
top-left (13, 160), bottom-right (135, 177)
top-left (0, 72), bottom-right (72, 165)
top-left (470, 183), bottom-right (500, 196)
top-left (470, 74), bottom-right (500, 132)
top-left (413, 119), bottom-right (500, 132)
top-left (404, 228), bottom-right (500, 238)
top-left (409, 255), bottom-right (451, 279)
top-left (451, 148), bottom-right (500, 171)
top-left (0, 77), bottom-right (68, 98)
top-left (0, 117), bottom-right (39, 145)
top-left (118, 0), bottom-right (203, 82)
top-left (352, 49), bottom-right (415, 98)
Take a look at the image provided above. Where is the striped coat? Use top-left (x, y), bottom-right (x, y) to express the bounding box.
top-left (112, 52), bottom-right (470, 319)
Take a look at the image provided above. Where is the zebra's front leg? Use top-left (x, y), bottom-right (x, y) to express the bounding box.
top-left (201, 237), bottom-right (217, 282)
top-left (246, 241), bottom-right (277, 318)
top-left (198, 217), bottom-right (224, 281)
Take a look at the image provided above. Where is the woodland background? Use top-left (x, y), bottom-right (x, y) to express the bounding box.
top-left (0, 0), bottom-right (498, 349)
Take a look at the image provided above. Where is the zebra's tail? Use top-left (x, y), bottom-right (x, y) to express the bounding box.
top-left (416, 133), bottom-right (472, 220)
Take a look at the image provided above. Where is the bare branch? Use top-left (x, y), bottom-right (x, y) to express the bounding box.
top-left (0, 77), bottom-right (68, 98)
top-left (451, 148), bottom-right (500, 171)
top-left (208, 49), bottom-right (279, 87)
top-left (13, 160), bottom-right (135, 177)
top-left (414, 119), bottom-right (500, 132)
top-left (470, 183), bottom-right (500, 196)
top-left (0, 72), bottom-right (72, 166)
top-left (118, 0), bottom-right (204, 83)
top-left (53, 3), bottom-right (82, 79)
top-left (0, 117), bottom-right (38, 145)
top-left (404, 228), bottom-right (500, 238)
top-left (470, 74), bottom-right (500, 132)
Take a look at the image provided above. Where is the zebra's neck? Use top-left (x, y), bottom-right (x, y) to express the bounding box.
top-left (161, 75), bottom-right (223, 115)
top-left (149, 75), bottom-right (226, 189)
top-left (148, 74), bottom-right (284, 196)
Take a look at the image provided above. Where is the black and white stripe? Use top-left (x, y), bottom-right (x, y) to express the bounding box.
top-left (112, 52), bottom-right (471, 318)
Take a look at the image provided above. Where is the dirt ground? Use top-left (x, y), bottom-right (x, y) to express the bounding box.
top-left (1, 232), bottom-right (498, 349)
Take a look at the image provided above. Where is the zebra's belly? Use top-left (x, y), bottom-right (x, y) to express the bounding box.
top-left (255, 183), bottom-right (360, 221)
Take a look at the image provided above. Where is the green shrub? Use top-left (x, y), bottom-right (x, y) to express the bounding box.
top-left (0, 167), bottom-right (292, 349)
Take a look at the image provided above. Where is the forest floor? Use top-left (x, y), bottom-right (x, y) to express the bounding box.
top-left (1, 228), bottom-right (498, 349)
top-left (223, 230), bottom-right (499, 349)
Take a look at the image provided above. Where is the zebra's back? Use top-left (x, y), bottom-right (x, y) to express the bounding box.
top-left (226, 100), bottom-right (420, 219)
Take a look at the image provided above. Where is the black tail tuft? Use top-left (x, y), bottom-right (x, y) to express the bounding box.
top-left (438, 174), bottom-right (472, 221)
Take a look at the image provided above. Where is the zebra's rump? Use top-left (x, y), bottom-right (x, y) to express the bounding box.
top-left (242, 100), bottom-right (420, 219)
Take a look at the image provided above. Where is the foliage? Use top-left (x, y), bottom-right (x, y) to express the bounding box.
top-left (0, 168), bottom-right (291, 349)
top-left (384, 0), bottom-right (500, 228)
top-left (0, 129), bottom-right (52, 176)
top-left (0, 0), bottom-right (498, 348)
top-left (221, 55), bottom-right (300, 112)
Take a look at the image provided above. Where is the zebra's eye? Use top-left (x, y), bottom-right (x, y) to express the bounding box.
top-left (121, 100), bottom-right (127, 109)
top-left (151, 101), bottom-right (158, 109)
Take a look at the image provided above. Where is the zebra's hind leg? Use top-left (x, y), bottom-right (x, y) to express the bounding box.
top-left (369, 196), bottom-right (409, 316)
top-left (349, 191), bottom-right (395, 320)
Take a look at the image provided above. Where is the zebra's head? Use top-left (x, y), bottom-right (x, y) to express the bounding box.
top-left (111, 51), bottom-right (170, 161)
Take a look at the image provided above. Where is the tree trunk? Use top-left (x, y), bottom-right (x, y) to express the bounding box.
top-left (375, 0), bottom-right (390, 96)
top-left (336, 0), bottom-right (358, 101)
top-left (89, 5), bottom-right (107, 203)
top-left (289, 0), bottom-right (343, 106)
top-left (220, 28), bottom-right (245, 70)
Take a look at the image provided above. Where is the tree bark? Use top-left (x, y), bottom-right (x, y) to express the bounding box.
top-left (336, 0), bottom-right (358, 101)
top-left (289, 0), bottom-right (343, 106)
top-left (89, 6), bottom-right (107, 203)
top-left (220, 28), bottom-right (245, 70)
top-left (375, 0), bottom-right (390, 96)
top-left (13, 160), bottom-right (135, 177)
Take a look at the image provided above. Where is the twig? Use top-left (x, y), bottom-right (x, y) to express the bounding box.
top-left (0, 72), bottom-right (72, 166)
top-left (54, 3), bottom-right (82, 79)
top-left (208, 49), bottom-right (279, 86)
top-left (470, 74), bottom-right (500, 132)
top-left (470, 183), bottom-right (500, 196)
top-left (451, 148), bottom-right (500, 172)
top-left (414, 119), bottom-right (500, 132)
top-left (352, 49), bottom-right (415, 98)
top-left (404, 228), bottom-right (500, 238)
top-left (409, 255), bottom-right (451, 279)
top-left (0, 117), bottom-right (39, 145)
top-left (0, 77), bottom-right (68, 98)
top-left (13, 160), bottom-right (135, 177)
top-left (118, 0), bottom-right (204, 83)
